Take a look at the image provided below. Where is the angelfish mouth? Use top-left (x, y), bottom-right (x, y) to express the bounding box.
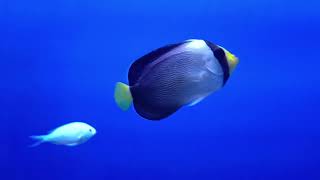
top-left (228, 55), bottom-right (238, 69)
top-left (220, 47), bottom-right (238, 73)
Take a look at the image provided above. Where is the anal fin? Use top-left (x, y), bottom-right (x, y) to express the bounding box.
top-left (66, 143), bottom-right (78, 146)
top-left (188, 97), bottom-right (205, 106)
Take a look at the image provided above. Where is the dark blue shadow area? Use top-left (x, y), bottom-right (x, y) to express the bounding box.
top-left (1, 0), bottom-right (320, 179)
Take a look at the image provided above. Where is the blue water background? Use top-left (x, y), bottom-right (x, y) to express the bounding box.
top-left (1, 0), bottom-right (320, 179)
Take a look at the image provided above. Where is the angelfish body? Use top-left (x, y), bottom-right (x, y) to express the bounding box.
top-left (30, 122), bottom-right (96, 147)
top-left (114, 39), bottom-right (239, 120)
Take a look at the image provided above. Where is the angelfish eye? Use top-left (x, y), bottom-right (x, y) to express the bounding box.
top-left (89, 129), bottom-right (92, 132)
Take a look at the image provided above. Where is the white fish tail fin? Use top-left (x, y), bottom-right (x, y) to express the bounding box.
top-left (29, 135), bottom-right (46, 147)
top-left (114, 82), bottom-right (133, 111)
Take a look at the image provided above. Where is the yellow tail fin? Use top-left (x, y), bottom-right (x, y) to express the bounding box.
top-left (114, 82), bottom-right (133, 111)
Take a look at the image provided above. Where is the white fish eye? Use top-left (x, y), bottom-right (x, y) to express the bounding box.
top-left (89, 129), bottom-right (92, 133)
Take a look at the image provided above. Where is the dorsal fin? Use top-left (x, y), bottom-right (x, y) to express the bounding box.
top-left (128, 42), bottom-right (185, 86)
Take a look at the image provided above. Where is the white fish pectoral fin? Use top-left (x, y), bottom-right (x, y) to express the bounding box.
top-left (188, 97), bottom-right (206, 106)
top-left (78, 135), bottom-right (85, 141)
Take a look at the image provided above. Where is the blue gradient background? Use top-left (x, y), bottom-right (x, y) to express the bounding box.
top-left (1, 0), bottom-right (320, 179)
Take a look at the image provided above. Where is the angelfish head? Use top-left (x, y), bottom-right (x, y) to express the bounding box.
top-left (219, 46), bottom-right (239, 74)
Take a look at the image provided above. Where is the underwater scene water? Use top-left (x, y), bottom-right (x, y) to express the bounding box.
top-left (2, 0), bottom-right (320, 179)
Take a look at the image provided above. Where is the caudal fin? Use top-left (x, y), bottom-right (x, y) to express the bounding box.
top-left (29, 135), bottom-right (46, 147)
top-left (114, 82), bottom-right (133, 111)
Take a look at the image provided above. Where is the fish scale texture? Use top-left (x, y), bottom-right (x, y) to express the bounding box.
top-left (131, 51), bottom-right (223, 120)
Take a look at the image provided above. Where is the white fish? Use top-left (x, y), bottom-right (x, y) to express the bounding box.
top-left (29, 122), bottom-right (96, 147)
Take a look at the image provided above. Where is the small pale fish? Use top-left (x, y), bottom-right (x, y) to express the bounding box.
top-left (29, 122), bottom-right (96, 147)
top-left (114, 39), bottom-right (239, 120)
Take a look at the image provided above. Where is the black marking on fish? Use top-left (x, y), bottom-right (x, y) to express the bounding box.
top-left (204, 40), bottom-right (230, 85)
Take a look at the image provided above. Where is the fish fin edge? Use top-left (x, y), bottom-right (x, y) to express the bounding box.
top-left (188, 97), bottom-right (206, 106)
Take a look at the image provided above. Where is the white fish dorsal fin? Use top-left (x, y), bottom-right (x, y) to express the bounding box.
top-left (188, 97), bottom-right (206, 106)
